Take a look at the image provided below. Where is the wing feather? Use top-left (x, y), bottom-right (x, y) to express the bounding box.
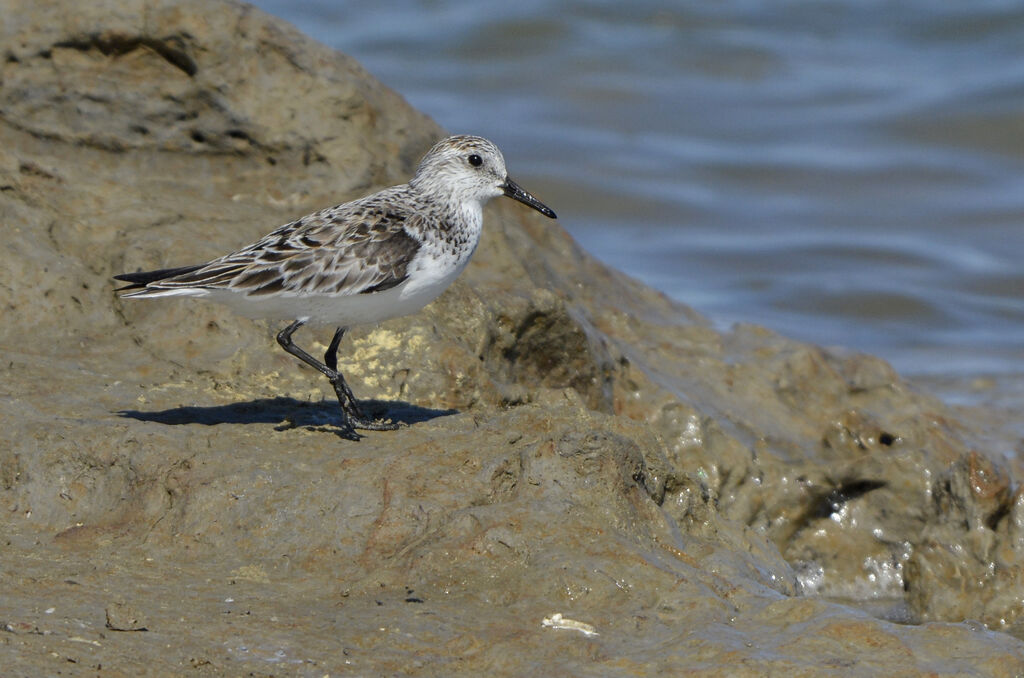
top-left (124, 193), bottom-right (423, 298)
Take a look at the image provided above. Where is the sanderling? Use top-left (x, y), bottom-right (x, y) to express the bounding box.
top-left (115, 135), bottom-right (556, 439)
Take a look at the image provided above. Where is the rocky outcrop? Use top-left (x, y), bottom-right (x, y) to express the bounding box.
top-left (2, 1), bottom-right (1023, 674)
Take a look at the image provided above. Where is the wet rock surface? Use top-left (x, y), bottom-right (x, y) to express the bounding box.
top-left (2, 0), bottom-right (1023, 674)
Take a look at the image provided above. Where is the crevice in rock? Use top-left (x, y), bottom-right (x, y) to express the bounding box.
top-left (812, 479), bottom-right (887, 519)
top-left (53, 33), bottom-right (198, 77)
top-left (986, 499), bottom-right (1011, 532)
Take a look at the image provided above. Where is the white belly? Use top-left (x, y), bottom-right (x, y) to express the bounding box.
top-left (199, 244), bottom-right (474, 327)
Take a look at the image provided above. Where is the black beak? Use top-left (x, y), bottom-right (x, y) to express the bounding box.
top-left (502, 177), bottom-right (557, 219)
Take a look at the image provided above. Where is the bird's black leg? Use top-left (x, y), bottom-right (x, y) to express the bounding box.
top-left (276, 320), bottom-right (359, 439)
top-left (323, 327), bottom-right (365, 417)
top-left (323, 326), bottom-right (401, 432)
top-left (277, 320), bottom-right (334, 378)
top-left (324, 327), bottom-right (344, 372)
top-left (276, 320), bottom-right (400, 436)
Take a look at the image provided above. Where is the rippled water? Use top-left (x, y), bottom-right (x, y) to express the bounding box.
top-left (253, 1), bottom-right (1024, 398)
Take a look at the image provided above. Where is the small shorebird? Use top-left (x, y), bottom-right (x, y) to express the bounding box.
top-left (115, 135), bottom-right (556, 439)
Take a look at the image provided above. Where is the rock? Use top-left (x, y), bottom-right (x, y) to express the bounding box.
top-left (105, 602), bottom-right (148, 632)
top-left (1, 0), bottom-right (1023, 674)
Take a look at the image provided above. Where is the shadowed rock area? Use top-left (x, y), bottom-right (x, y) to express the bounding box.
top-left (2, 1), bottom-right (1024, 674)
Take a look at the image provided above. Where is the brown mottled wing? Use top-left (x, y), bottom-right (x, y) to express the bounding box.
top-left (144, 201), bottom-right (422, 297)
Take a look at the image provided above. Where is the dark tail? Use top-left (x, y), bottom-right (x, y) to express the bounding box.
top-left (114, 264), bottom-right (205, 291)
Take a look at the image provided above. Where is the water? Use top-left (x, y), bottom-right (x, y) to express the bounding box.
top-left (252, 1), bottom-right (1024, 403)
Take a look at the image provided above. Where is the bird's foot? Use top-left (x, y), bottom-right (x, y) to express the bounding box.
top-left (337, 397), bottom-right (403, 434)
top-left (346, 415), bottom-right (403, 432)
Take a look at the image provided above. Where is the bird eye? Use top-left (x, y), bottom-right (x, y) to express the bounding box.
top-left (467, 154), bottom-right (483, 167)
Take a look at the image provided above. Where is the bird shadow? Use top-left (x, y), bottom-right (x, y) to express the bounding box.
top-left (117, 397), bottom-right (457, 439)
